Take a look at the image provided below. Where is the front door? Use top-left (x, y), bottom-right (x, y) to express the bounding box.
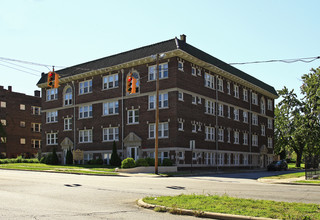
top-left (128, 147), bottom-right (138, 160)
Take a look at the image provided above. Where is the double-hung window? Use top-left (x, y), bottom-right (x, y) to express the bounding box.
top-left (103, 101), bottom-right (119, 116)
top-left (243, 89), bottom-right (248, 101)
top-left (204, 73), bottom-right (214, 89)
top-left (46, 111), bottom-right (58, 123)
top-left (79, 80), bottom-right (92, 94)
top-left (47, 132), bottom-right (57, 145)
top-left (103, 127), bottom-right (119, 141)
top-left (205, 100), bottom-right (215, 115)
top-left (218, 104), bottom-right (224, 117)
top-left (148, 63), bottom-right (168, 81)
top-left (149, 122), bottom-right (169, 139)
top-left (128, 109), bottom-right (139, 124)
top-left (252, 113), bottom-right (258, 125)
top-left (149, 93), bottom-right (168, 109)
top-left (103, 74), bottom-right (119, 89)
top-left (79, 129), bottom-right (92, 143)
top-left (234, 131), bottom-right (239, 144)
top-left (252, 135), bottom-right (258, 146)
top-left (46, 88), bottom-right (58, 101)
top-left (217, 78), bottom-right (223, 92)
top-left (218, 128), bottom-right (224, 142)
top-left (79, 105), bottom-right (92, 119)
top-left (64, 118), bottom-right (72, 131)
top-left (64, 87), bottom-right (72, 106)
top-left (243, 133), bottom-right (248, 145)
top-left (252, 93), bottom-right (258, 105)
top-left (234, 108), bottom-right (239, 121)
top-left (205, 126), bottom-right (215, 141)
top-left (234, 84), bottom-right (239, 98)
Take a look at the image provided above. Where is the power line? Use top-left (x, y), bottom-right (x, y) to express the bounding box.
top-left (0, 63), bottom-right (39, 77)
top-left (0, 56), bottom-right (65, 69)
top-left (0, 59), bottom-right (42, 73)
top-left (229, 56), bottom-right (320, 65)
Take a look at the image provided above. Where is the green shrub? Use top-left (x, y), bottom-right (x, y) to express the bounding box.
top-left (121, 158), bottom-right (136, 168)
top-left (135, 158), bottom-right (149, 167)
top-left (162, 158), bottom-right (173, 166)
top-left (66, 149), bottom-right (73, 165)
top-left (88, 158), bottom-right (103, 165)
top-left (145, 157), bottom-right (155, 166)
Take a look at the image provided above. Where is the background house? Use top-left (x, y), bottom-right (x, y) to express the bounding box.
top-left (0, 86), bottom-right (42, 158)
top-left (37, 35), bottom-right (277, 168)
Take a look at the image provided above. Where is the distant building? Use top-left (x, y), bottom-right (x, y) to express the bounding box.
top-left (0, 86), bottom-right (42, 158)
top-left (37, 35), bottom-right (278, 168)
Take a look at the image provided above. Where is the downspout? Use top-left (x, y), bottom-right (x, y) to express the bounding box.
top-left (72, 81), bottom-right (77, 161)
top-left (121, 69), bottom-right (124, 160)
top-left (249, 89), bottom-right (252, 169)
top-left (215, 76), bottom-right (219, 171)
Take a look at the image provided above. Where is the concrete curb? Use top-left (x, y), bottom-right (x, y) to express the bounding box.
top-left (137, 199), bottom-right (276, 220)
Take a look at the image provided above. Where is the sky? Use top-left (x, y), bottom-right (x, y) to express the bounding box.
top-left (1, 0), bottom-right (319, 102)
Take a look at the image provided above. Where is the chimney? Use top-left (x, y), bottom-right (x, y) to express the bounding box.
top-left (180, 34), bottom-right (186, 43)
top-left (8, 86), bottom-right (12, 92)
top-left (34, 90), bottom-right (41, 97)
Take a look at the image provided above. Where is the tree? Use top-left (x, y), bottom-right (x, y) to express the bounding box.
top-left (275, 87), bottom-right (305, 167)
top-left (66, 149), bottom-right (73, 165)
top-left (51, 148), bottom-right (59, 165)
top-left (110, 141), bottom-right (121, 166)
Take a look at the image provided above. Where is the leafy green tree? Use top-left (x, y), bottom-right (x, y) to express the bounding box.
top-left (110, 141), bottom-right (121, 166)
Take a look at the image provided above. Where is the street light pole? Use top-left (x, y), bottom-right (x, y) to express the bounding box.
top-left (155, 54), bottom-right (160, 175)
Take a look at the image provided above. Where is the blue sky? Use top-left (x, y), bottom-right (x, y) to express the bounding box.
top-left (1, 0), bottom-right (319, 101)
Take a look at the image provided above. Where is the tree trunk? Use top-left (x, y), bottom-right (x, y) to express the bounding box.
top-left (296, 152), bottom-right (302, 168)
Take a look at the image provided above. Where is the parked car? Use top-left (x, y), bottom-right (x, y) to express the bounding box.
top-left (267, 160), bottom-right (288, 171)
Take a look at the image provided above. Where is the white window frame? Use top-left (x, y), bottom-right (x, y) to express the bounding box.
top-left (261, 98), bottom-right (266, 115)
top-left (32, 106), bottom-right (41, 115)
top-left (234, 84), bottom-right (239, 98)
top-left (178, 91), bottom-right (184, 101)
top-left (79, 80), bottom-right (92, 95)
top-left (217, 78), bottom-right (223, 92)
top-left (148, 63), bottom-right (168, 81)
top-left (227, 129), bottom-right (231, 143)
top-left (243, 111), bottom-right (248, 123)
top-left (79, 129), bottom-right (93, 143)
top-left (234, 108), bottom-right (239, 121)
top-left (268, 137), bottom-right (273, 148)
top-left (218, 128), bottom-right (224, 142)
top-left (149, 93), bottom-right (168, 110)
top-left (252, 113), bottom-right (258, 125)
top-left (234, 131), bottom-right (239, 144)
top-left (268, 99), bottom-right (273, 111)
top-left (252, 93), bottom-right (258, 105)
top-left (243, 133), bottom-right (248, 145)
top-left (103, 127), bottom-right (119, 142)
top-left (205, 126), bottom-right (215, 141)
top-left (46, 88), bottom-right (58, 101)
top-left (192, 123), bottom-right (197, 133)
top-left (103, 101), bottom-right (119, 116)
top-left (128, 109), bottom-right (139, 124)
top-left (47, 132), bottom-right (57, 145)
top-left (79, 105), bottom-right (93, 119)
top-left (64, 118), bottom-right (72, 131)
top-left (31, 139), bottom-right (41, 148)
top-left (178, 61), bottom-right (184, 71)
top-left (252, 135), bottom-right (258, 146)
top-left (149, 122), bottom-right (169, 139)
top-left (64, 87), bottom-right (73, 106)
top-left (227, 82), bottom-right (231, 94)
top-left (20, 138), bottom-right (26, 145)
top-left (178, 121), bottom-right (184, 131)
top-left (218, 104), bottom-right (224, 117)
top-left (191, 67), bottom-right (197, 76)
top-left (1, 119), bottom-right (6, 126)
top-left (103, 73), bottom-right (119, 90)
top-left (31, 123), bottom-right (41, 132)
top-left (20, 104), bottom-right (25, 110)
top-left (205, 100), bottom-right (215, 115)
top-left (46, 111), bottom-right (58, 123)
top-left (243, 89), bottom-right (248, 102)
top-left (204, 73), bottom-right (214, 89)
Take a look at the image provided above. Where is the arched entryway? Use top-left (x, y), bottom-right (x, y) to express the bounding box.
top-left (60, 137), bottom-right (73, 165)
top-left (123, 132), bottom-right (142, 160)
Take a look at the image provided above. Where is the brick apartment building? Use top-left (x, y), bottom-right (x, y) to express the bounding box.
top-left (37, 35), bottom-right (278, 168)
top-left (0, 86), bottom-right (42, 158)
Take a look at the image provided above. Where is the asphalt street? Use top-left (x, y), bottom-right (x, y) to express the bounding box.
top-left (0, 169), bottom-right (319, 219)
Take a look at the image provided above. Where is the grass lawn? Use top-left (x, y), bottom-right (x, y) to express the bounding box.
top-left (261, 171), bottom-right (305, 179)
top-left (0, 163), bottom-right (117, 175)
top-left (143, 194), bottom-right (320, 220)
